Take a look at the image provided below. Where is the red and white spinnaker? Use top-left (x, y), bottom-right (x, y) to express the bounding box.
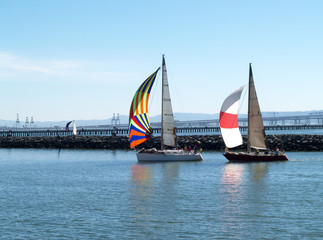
top-left (220, 86), bottom-right (245, 148)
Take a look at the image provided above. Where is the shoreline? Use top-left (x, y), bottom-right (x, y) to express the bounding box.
top-left (0, 135), bottom-right (323, 151)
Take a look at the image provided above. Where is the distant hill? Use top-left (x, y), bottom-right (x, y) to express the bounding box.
top-left (1, 110), bottom-right (322, 129)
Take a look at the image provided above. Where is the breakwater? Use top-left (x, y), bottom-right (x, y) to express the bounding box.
top-left (0, 135), bottom-right (323, 151)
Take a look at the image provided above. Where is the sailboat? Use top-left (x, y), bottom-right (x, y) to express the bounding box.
top-left (66, 121), bottom-right (72, 131)
top-left (129, 55), bottom-right (203, 162)
top-left (220, 63), bottom-right (288, 162)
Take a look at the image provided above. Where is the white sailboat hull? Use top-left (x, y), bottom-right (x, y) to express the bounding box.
top-left (137, 149), bottom-right (203, 162)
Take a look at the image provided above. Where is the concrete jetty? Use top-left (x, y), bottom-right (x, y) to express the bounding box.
top-left (1, 125), bottom-right (323, 137)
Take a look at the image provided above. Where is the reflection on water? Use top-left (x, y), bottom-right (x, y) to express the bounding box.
top-left (57, 148), bottom-right (61, 158)
top-left (220, 163), bottom-right (246, 230)
top-left (129, 164), bottom-right (154, 231)
top-left (129, 163), bottom-right (181, 237)
top-left (249, 163), bottom-right (268, 180)
top-left (130, 163), bottom-right (180, 205)
top-left (222, 162), bottom-right (269, 185)
top-left (131, 165), bottom-right (153, 186)
top-left (219, 162), bottom-right (270, 236)
top-left (131, 164), bottom-right (153, 201)
top-left (222, 163), bottom-right (245, 187)
top-left (161, 163), bottom-right (180, 179)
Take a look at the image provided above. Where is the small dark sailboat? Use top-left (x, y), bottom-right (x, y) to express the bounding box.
top-left (220, 64), bottom-right (288, 162)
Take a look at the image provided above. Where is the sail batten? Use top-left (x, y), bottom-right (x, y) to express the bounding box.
top-left (129, 68), bottom-right (160, 148)
top-left (161, 55), bottom-right (177, 148)
top-left (247, 64), bottom-right (267, 151)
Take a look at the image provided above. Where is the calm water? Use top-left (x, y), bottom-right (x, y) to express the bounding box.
top-left (0, 149), bottom-right (323, 239)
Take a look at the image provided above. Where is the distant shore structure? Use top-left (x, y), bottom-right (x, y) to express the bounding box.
top-left (16, 113), bottom-right (20, 128)
top-left (25, 117), bottom-right (29, 128)
top-left (15, 115), bottom-right (35, 128)
top-left (30, 117), bottom-right (34, 128)
top-left (111, 113), bottom-right (120, 127)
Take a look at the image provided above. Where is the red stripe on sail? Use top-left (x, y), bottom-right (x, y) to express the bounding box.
top-left (132, 117), bottom-right (146, 132)
top-left (135, 93), bottom-right (140, 115)
top-left (220, 111), bottom-right (239, 129)
top-left (129, 99), bottom-right (134, 123)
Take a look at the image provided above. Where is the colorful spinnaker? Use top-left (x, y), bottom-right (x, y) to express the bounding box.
top-left (129, 68), bottom-right (160, 148)
top-left (220, 86), bottom-right (245, 148)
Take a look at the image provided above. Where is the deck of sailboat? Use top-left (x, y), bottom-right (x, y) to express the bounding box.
top-left (223, 151), bottom-right (288, 162)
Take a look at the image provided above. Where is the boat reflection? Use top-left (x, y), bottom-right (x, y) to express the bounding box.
top-left (219, 163), bottom-right (247, 232)
top-left (219, 162), bottom-right (269, 233)
top-left (249, 163), bottom-right (269, 180)
top-left (129, 163), bottom-right (180, 235)
top-left (221, 163), bottom-right (245, 190)
top-left (130, 163), bottom-right (180, 198)
top-left (222, 162), bottom-right (269, 185)
top-left (161, 163), bottom-right (180, 179)
top-left (131, 164), bottom-right (153, 189)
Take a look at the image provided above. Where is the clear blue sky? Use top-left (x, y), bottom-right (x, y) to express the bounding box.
top-left (1, 0), bottom-right (322, 121)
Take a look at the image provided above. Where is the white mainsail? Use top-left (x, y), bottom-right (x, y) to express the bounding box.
top-left (73, 120), bottom-right (77, 135)
top-left (161, 55), bottom-right (177, 148)
top-left (247, 64), bottom-right (267, 151)
top-left (220, 86), bottom-right (245, 148)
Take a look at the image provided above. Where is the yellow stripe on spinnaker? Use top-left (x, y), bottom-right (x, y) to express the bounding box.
top-left (130, 118), bottom-right (146, 132)
top-left (139, 113), bottom-right (149, 131)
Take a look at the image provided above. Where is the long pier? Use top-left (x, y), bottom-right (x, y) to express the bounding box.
top-left (167, 112), bottom-right (323, 127)
top-left (1, 124), bottom-right (323, 137)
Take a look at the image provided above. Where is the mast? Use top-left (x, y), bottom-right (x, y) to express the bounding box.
top-left (247, 63), bottom-right (267, 152)
top-left (161, 55), bottom-right (177, 149)
top-left (161, 55), bottom-right (165, 149)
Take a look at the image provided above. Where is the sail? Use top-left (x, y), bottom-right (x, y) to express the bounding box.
top-left (248, 64), bottom-right (267, 151)
top-left (129, 68), bottom-right (160, 148)
top-left (220, 86), bottom-right (245, 148)
top-left (161, 55), bottom-right (177, 148)
top-left (73, 120), bottom-right (77, 135)
top-left (66, 121), bottom-right (72, 131)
